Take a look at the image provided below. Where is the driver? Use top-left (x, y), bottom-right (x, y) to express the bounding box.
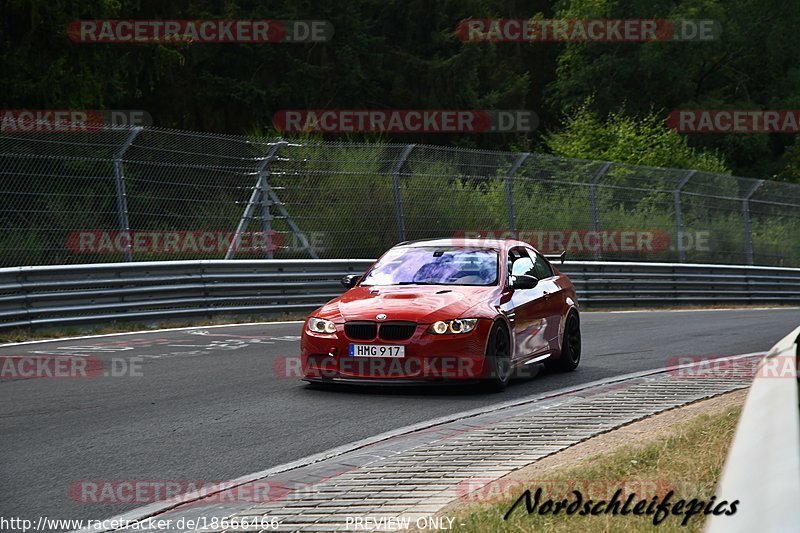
top-left (412, 254), bottom-right (459, 283)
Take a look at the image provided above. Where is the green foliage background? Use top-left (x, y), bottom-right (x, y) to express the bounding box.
top-left (2, 1), bottom-right (800, 267)
top-left (3, 0), bottom-right (800, 179)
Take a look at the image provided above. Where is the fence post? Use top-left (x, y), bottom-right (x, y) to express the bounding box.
top-left (112, 126), bottom-right (143, 262)
top-left (391, 145), bottom-right (415, 242)
top-left (742, 179), bottom-right (765, 265)
top-left (226, 141), bottom-right (286, 260)
top-left (259, 168), bottom-right (275, 260)
top-left (588, 162), bottom-right (612, 260)
top-left (674, 170), bottom-right (696, 262)
top-left (265, 181), bottom-right (319, 259)
top-left (505, 153), bottom-right (529, 233)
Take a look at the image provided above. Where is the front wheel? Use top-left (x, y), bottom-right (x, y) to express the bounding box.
top-left (483, 322), bottom-right (512, 391)
top-left (552, 312), bottom-right (581, 372)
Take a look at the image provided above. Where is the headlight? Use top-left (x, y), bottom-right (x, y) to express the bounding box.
top-left (428, 319), bottom-right (478, 335)
top-left (307, 317), bottom-right (337, 334)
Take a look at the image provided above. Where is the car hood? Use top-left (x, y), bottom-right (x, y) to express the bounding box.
top-left (322, 285), bottom-right (499, 323)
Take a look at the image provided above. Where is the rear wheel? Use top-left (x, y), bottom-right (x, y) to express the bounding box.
top-left (484, 322), bottom-right (512, 391)
top-left (552, 312), bottom-right (581, 372)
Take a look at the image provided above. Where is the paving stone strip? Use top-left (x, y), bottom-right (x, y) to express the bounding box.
top-left (115, 365), bottom-right (755, 533)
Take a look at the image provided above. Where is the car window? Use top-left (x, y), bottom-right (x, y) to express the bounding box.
top-left (360, 246), bottom-right (498, 286)
top-left (509, 248), bottom-right (536, 277)
top-left (532, 252), bottom-right (554, 279)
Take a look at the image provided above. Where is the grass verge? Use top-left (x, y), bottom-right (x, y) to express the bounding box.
top-left (449, 396), bottom-right (743, 532)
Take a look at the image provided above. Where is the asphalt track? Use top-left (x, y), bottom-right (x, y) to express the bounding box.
top-left (1, 308), bottom-right (798, 527)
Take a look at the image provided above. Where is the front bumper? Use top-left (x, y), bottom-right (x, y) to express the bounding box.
top-left (302, 376), bottom-right (481, 386)
top-left (301, 319), bottom-right (493, 382)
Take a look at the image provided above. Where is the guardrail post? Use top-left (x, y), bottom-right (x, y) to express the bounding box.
top-left (674, 170), bottom-right (696, 262)
top-left (226, 141), bottom-right (287, 260)
top-left (391, 145), bottom-right (415, 242)
top-left (588, 162), bottom-right (612, 260)
top-left (505, 153), bottom-right (529, 233)
top-left (20, 270), bottom-right (31, 328)
top-left (742, 179), bottom-right (764, 265)
top-left (113, 127), bottom-right (142, 262)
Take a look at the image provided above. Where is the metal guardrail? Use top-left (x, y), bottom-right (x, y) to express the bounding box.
top-left (1, 260), bottom-right (799, 330)
top-left (0, 259), bottom-right (374, 330)
top-left (559, 261), bottom-right (800, 306)
top-left (705, 325), bottom-right (800, 532)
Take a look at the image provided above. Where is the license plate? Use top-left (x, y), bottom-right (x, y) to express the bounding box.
top-left (349, 344), bottom-right (405, 358)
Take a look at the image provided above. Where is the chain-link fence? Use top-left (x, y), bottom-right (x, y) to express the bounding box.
top-left (2, 124), bottom-right (800, 267)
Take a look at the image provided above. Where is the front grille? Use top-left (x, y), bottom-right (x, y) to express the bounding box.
top-left (345, 322), bottom-right (377, 340)
top-left (379, 322), bottom-right (417, 341)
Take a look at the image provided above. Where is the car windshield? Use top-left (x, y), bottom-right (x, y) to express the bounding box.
top-left (360, 246), bottom-right (498, 286)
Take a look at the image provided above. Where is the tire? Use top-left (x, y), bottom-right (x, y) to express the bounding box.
top-left (552, 312), bottom-right (581, 372)
top-left (483, 321), bottom-right (513, 391)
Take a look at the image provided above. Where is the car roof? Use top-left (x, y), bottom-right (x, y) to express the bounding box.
top-left (396, 237), bottom-right (534, 252)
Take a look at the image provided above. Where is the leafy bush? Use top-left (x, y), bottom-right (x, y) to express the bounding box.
top-left (544, 104), bottom-right (729, 174)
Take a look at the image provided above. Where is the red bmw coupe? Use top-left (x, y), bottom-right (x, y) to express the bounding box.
top-left (300, 238), bottom-right (581, 390)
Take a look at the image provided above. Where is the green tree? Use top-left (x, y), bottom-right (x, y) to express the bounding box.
top-left (548, 0), bottom-right (800, 179)
top-left (0, 0), bottom-right (539, 148)
top-left (544, 102), bottom-right (729, 173)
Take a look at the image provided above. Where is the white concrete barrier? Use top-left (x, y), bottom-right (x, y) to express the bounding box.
top-left (706, 325), bottom-right (800, 533)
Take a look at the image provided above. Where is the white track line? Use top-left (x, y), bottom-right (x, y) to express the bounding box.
top-left (0, 321), bottom-right (304, 347)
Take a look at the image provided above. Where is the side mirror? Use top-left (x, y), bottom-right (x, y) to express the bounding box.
top-left (341, 274), bottom-right (361, 289)
top-left (510, 274), bottom-right (538, 290)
